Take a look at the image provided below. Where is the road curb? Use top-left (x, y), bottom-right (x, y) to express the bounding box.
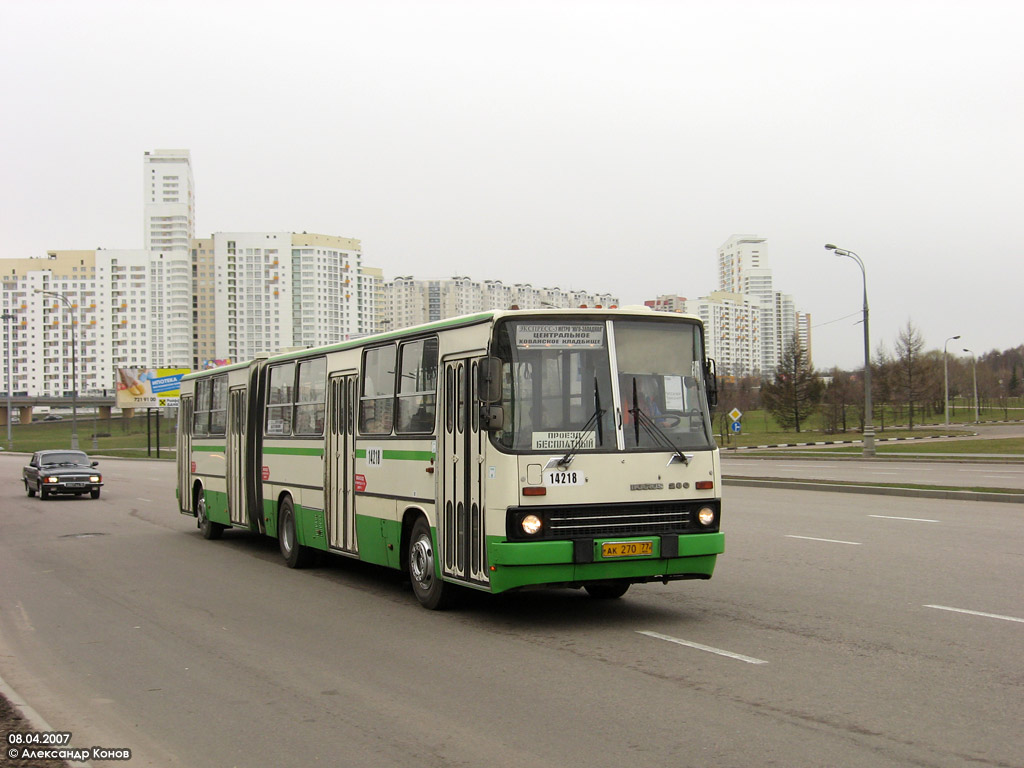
top-left (722, 433), bottom-right (976, 451)
top-left (0, 671), bottom-right (95, 767)
top-left (724, 477), bottom-right (1024, 504)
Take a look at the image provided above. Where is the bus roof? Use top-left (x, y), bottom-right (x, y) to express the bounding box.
top-left (185, 306), bottom-right (702, 375)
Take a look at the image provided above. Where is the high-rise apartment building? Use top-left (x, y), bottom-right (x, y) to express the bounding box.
top-left (643, 236), bottom-right (810, 377)
top-left (211, 232), bottom-right (373, 362)
top-left (384, 277), bottom-right (617, 328)
top-left (1, 149), bottom-right (381, 396)
top-left (0, 250), bottom-right (152, 397)
top-left (144, 149), bottom-right (195, 368)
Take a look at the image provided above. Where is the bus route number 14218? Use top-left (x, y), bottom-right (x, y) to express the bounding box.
top-left (544, 469), bottom-right (585, 486)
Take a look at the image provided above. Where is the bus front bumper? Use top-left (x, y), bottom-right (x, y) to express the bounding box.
top-left (485, 532), bottom-right (724, 594)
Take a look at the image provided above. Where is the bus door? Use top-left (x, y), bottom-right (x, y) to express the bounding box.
top-left (441, 357), bottom-right (489, 585)
top-left (326, 372), bottom-right (358, 553)
top-left (177, 394), bottom-right (194, 513)
top-left (226, 387), bottom-right (248, 526)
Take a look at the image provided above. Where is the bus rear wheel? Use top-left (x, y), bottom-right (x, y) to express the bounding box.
top-left (584, 582), bottom-right (631, 599)
top-left (279, 497), bottom-right (314, 568)
top-left (408, 517), bottom-right (452, 610)
top-left (196, 491), bottom-right (224, 540)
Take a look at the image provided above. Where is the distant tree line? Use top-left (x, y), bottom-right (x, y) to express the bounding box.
top-left (715, 322), bottom-right (1024, 433)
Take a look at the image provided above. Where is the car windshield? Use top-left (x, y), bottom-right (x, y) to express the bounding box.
top-left (490, 316), bottom-right (714, 453)
top-left (41, 452), bottom-right (90, 466)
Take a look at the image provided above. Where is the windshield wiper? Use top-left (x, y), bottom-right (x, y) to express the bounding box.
top-left (549, 377), bottom-right (604, 469)
top-left (630, 377), bottom-right (693, 466)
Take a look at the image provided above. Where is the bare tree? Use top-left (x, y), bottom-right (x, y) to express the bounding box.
top-left (822, 367), bottom-right (854, 434)
top-left (893, 320), bottom-right (932, 429)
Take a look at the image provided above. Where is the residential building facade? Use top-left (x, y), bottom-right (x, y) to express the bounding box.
top-left (384, 276), bottom-right (617, 328)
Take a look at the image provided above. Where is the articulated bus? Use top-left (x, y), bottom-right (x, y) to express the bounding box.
top-left (175, 308), bottom-right (724, 609)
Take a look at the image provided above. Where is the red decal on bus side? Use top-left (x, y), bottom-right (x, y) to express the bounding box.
top-left (190, 461), bottom-right (196, 473)
top-left (262, 466), bottom-right (270, 481)
top-left (354, 474), bottom-right (366, 492)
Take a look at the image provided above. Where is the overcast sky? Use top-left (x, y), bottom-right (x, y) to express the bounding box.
top-left (2, 0), bottom-right (1021, 369)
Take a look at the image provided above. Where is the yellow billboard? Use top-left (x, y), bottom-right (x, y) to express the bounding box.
top-left (116, 368), bottom-right (191, 408)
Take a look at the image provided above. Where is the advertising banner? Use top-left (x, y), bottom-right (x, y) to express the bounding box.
top-left (116, 368), bottom-right (190, 408)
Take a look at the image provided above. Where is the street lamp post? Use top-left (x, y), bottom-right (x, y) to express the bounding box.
top-left (1, 311), bottom-right (14, 450)
top-left (963, 348), bottom-right (979, 423)
top-left (943, 335), bottom-right (961, 426)
top-left (35, 290), bottom-right (79, 450)
top-left (824, 244), bottom-right (875, 456)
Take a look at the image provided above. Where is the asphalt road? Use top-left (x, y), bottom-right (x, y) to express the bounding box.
top-left (722, 455), bottom-right (1024, 490)
top-left (1, 455), bottom-right (1021, 768)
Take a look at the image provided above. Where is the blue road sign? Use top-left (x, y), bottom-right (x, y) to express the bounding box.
top-left (731, 420), bottom-right (742, 433)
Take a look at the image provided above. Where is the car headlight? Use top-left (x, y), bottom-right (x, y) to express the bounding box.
top-left (90, 475), bottom-right (101, 483)
top-left (521, 514), bottom-right (543, 535)
top-left (697, 506), bottom-right (716, 526)
top-left (45, 476), bottom-right (60, 484)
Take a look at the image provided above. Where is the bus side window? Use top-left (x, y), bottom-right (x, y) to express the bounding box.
top-left (396, 337), bottom-right (438, 434)
top-left (209, 376), bottom-right (228, 435)
top-left (266, 362), bottom-right (295, 435)
top-left (360, 345), bottom-right (396, 435)
top-left (294, 357), bottom-right (327, 436)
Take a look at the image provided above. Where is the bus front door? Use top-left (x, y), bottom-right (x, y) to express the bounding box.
top-left (441, 357), bottom-right (488, 585)
top-left (326, 373), bottom-right (358, 554)
top-left (226, 387), bottom-right (248, 526)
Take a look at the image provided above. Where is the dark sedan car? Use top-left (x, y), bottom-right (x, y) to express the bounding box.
top-left (23, 450), bottom-right (103, 499)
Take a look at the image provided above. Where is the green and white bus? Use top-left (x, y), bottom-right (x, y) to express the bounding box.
top-left (176, 308), bottom-right (724, 608)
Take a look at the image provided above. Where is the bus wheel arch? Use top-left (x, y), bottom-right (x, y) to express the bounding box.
top-left (278, 493), bottom-right (314, 568)
top-left (194, 481), bottom-right (224, 540)
top-left (406, 513), bottom-right (453, 610)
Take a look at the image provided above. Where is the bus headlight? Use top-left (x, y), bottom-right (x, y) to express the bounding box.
top-left (697, 507), bottom-right (716, 526)
top-left (521, 514), bottom-right (543, 536)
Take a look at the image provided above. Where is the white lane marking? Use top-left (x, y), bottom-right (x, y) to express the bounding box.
top-left (925, 605), bottom-right (1024, 624)
top-left (786, 535), bottom-right (861, 545)
top-left (982, 475), bottom-right (1018, 480)
top-left (869, 514), bottom-right (939, 523)
top-left (137, 497), bottom-right (153, 502)
top-left (638, 631), bottom-right (768, 664)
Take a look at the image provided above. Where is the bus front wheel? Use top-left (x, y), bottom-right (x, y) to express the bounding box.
top-left (279, 497), bottom-right (314, 568)
top-left (408, 517), bottom-right (451, 610)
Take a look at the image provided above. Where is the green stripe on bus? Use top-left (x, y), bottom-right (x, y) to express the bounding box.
top-left (263, 446), bottom-right (325, 457)
top-left (355, 449), bottom-right (435, 461)
top-left (192, 445), bottom-right (226, 453)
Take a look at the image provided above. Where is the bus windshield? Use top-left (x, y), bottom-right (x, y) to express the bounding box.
top-left (491, 317), bottom-right (714, 453)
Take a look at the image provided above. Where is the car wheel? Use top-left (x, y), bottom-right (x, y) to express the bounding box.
top-left (26, 481), bottom-right (35, 497)
top-left (584, 582), bottom-right (631, 599)
top-left (39, 481), bottom-right (49, 500)
top-left (278, 497), bottom-right (313, 568)
top-left (90, 489), bottom-right (101, 500)
top-left (408, 516), bottom-right (453, 610)
top-left (196, 491), bottom-right (223, 539)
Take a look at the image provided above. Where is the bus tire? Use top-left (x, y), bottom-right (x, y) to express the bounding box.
top-left (279, 497), bottom-right (313, 568)
top-left (408, 516), bottom-right (452, 610)
top-left (584, 582), bottom-right (630, 599)
top-left (196, 489), bottom-right (224, 540)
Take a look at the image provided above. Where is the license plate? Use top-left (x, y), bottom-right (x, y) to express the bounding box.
top-left (66, 482), bottom-right (85, 488)
top-left (601, 540), bottom-right (654, 558)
